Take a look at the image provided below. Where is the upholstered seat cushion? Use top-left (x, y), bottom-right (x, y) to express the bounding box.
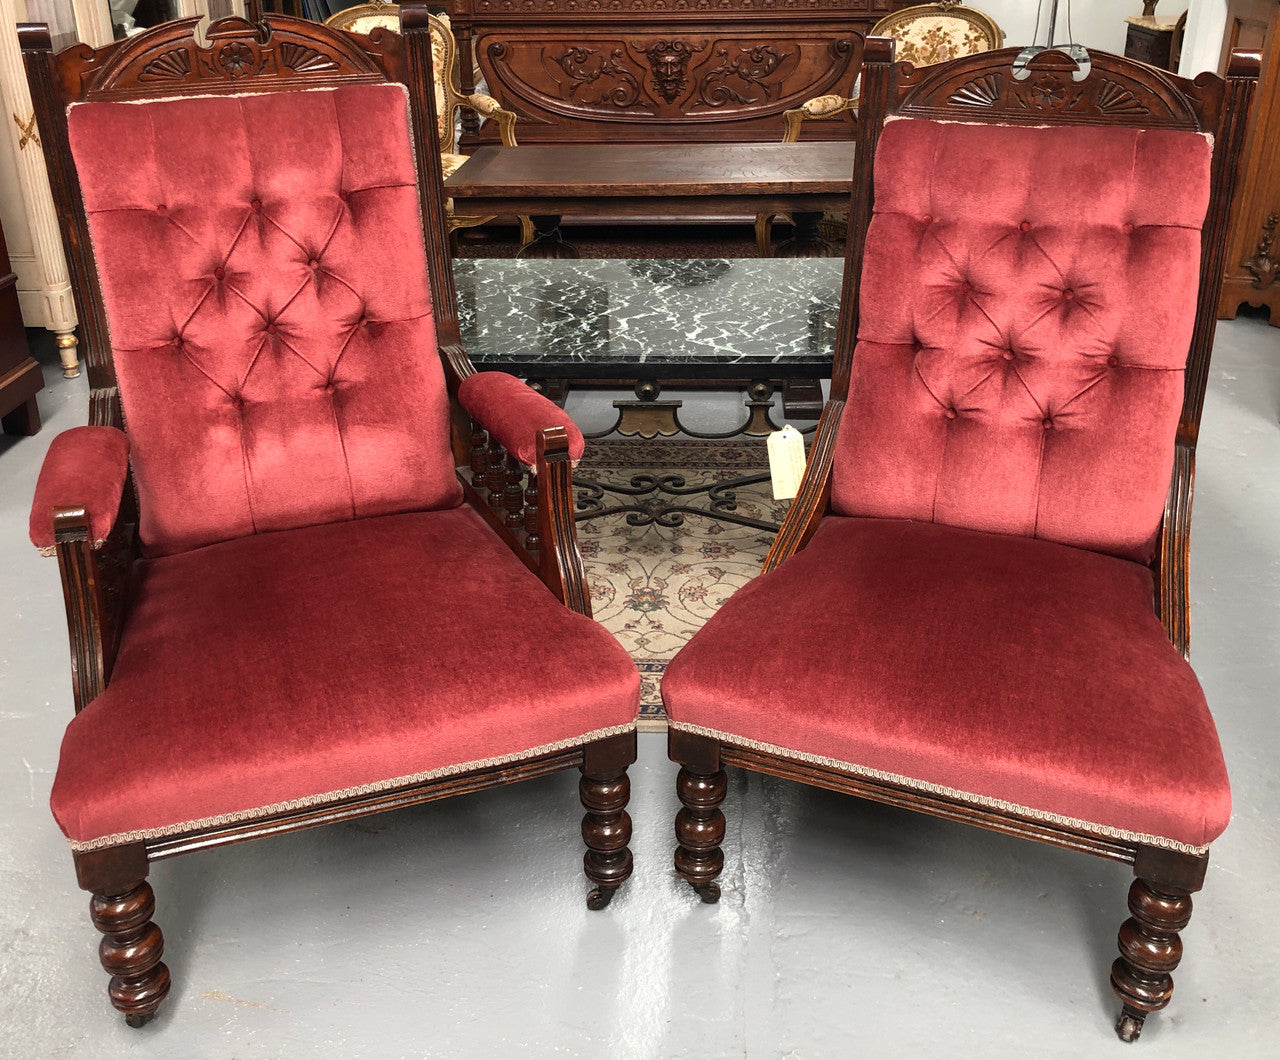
top-left (52, 507), bottom-right (640, 849)
top-left (662, 517), bottom-right (1229, 851)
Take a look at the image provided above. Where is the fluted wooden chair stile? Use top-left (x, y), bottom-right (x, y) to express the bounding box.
top-left (22, 3), bottom-right (639, 1026)
top-left (667, 39), bottom-right (1258, 1041)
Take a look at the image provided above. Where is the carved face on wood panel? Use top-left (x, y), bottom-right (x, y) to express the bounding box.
top-left (644, 40), bottom-right (705, 103)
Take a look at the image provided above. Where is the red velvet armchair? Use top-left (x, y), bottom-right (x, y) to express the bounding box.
top-left (663, 41), bottom-right (1258, 1040)
top-left (22, 5), bottom-right (639, 1026)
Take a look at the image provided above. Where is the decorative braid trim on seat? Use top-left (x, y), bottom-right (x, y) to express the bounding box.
top-left (669, 721), bottom-right (1209, 855)
top-left (67, 723), bottom-right (635, 853)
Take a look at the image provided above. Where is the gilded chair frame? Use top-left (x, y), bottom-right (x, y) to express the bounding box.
top-left (679, 39), bottom-right (1260, 1040)
top-left (324, 2), bottom-right (532, 244)
top-left (22, 3), bottom-right (634, 1026)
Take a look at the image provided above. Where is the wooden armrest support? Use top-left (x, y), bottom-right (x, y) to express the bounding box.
top-left (536, 426), bottom-right (591, 616)
top-left (762, 399), bottom-right (843, 573)
top-left (1155, 441), bottom-right (1193, 659)
top-left (52, 506), bottom-right (137, 713)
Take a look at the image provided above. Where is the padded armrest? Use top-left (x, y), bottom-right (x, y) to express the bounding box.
top-left (464, 93), bottom-right (505, 117)
top-left (458, 372), bottom-right (585, 467)
top-left (29, 426), bottom-right (130, 554)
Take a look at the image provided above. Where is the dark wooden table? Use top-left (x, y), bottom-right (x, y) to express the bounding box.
top-left (444, 141), bottom-right (856, 258)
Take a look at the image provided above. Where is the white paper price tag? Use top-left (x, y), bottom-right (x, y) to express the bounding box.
top-left (767, 424), bottom-right (806, 501)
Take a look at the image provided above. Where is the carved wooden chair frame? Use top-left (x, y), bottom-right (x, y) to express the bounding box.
top-left (680, 39), bottom-right (1260, 1040)
top-left (22, 2), bottom-right (634, 1026)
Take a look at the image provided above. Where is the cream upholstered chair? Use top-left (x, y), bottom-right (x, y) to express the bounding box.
top-left (325, 2), bottom-right (533, 245)
top-left (756, 1), bottom-right (1002, 256)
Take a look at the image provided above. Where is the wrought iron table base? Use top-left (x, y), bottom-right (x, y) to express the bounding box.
top-left (574, 469), bottom-right (779, 532)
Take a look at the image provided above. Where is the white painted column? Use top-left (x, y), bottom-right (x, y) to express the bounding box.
top-left (0, 0), bottom-right (80, 376)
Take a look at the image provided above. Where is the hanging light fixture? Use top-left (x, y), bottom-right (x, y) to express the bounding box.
top-left (1013, 0), bottom-right (1091, 80)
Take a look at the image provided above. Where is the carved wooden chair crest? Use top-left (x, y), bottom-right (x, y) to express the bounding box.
top-left (22, 3), bottom-right (638, 1025)
top-left (324, 1), bottom-right (533, 245)
top-left (756, 1), bottom-right (1003, 256)
top-left (669, 40), bottom-right (1258, 1040)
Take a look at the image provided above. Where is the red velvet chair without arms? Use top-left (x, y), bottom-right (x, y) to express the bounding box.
top-left (23, 6), bottom-right (639, 1027)
top-left (663, 41), bottom-right (1258, 1041)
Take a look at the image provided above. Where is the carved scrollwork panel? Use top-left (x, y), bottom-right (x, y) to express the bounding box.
top-left (480, 30), bottom-right (860, 136)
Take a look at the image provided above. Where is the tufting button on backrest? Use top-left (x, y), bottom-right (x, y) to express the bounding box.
top-left (1107, 355), bottom-right (1120, 367)
top-left (266, 323), bottom-right (277, 335)
top-left (250, 198), bottom-right (263, 211)
top-left (945, 407), bottom-right (958, 420)
top-left (214, 266), bottom-right (226, 281)
top-left (1002, 349), bottom-right (1015, 362)
top-left (155, 204), bottom-right (167, 214)
top-left (921, 214), bottom-right (933, 225)
top-left (307, 258), bottom-right (319, 269)
top-left (1019, 221), bottom-right (1031, 232)
top-left (1063, 289), bottom-right (1075, 301)
top-left (1123, 222), bottom-right (1135, 233)
top-left (1043, 417), bottom-right (1054, 430)
top-left (960, 282), bottom-right (972, 293)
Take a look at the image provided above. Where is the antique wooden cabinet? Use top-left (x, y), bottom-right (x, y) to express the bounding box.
top-left (1217, 0), bottom-right (1280, 325)
top-left (444, 0), bottom-right (916, 149)
top-left (0, 213), bottom-right (42, 434)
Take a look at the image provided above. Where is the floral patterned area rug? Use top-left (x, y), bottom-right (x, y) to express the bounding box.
top-left (574, 438), bottom-right (791, 730)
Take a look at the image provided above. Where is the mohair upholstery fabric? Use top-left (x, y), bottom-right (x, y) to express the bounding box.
top-left (50, 506), bottom-right (641, 847)
top-left (832, 119), bottom-right (1212, 564)
top-left (29, 426), bottom-right (129, 551)
top-left (459, 372), bottom-right (587, 466)
top-left (68, 84), bottom-right (461, 557)
top-left (662, 517), bottom-right (1230, 850)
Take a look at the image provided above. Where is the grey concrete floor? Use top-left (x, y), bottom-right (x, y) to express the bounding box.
top-left (2, 314), bottom-right (1278, 1059)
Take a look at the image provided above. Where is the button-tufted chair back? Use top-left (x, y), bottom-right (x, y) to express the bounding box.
top-left (830, 117), bottom-right (1210, 563)
top-left (68, 84), bottom-right (461, 557)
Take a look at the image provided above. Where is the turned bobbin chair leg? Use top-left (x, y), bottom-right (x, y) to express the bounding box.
top-left (76, 845), bottom-right (169, 1026)
top-left (1110, 876), bottom-right (1195, 1042)
top-left (670, 730), bottom-right (726, 903)
top-left (580, 731), bottom-right (637, 910)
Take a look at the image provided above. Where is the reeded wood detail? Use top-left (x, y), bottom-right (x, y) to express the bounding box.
top-left (1110, 878), bottom-right (1194, 1042)
top-left (89, 881), bottom-right (170, 1027)
top-left (674, 766), bottom-right (727, 903)
top-left (580, 733), bottom-right (636, 910)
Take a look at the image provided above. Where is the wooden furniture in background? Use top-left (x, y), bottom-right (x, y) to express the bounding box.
top-left (1123, 14), bottom-right (1182, 71)
top-left (664, 40), bottom-right (1259, 1042)
top-left (757, 1), bottom-right (1003, 255)
top-left (443, 0), bottom-right (917, 150)
top-left (1218, 0), bottom-right (1280, 325)
top-left (446, 141), bottom-right (856, 258)
top-left (0, 213), bottom-right (42, 435)
top-left (22, 6), bottom-right (638, 1026)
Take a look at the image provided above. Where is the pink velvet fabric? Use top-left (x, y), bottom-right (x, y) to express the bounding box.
top-left (662, 517), bottom-right (1229, 849)
top-left (29, 426), bottom-right (129, 550)
top-left (68, 85), bottom-right (461, 557)
top-left (832, 120), bottom-right (1212, 563)
top-left (50, 507), bottom-right (640, 846)
top-left (458, 372), bottom-right (586, 466)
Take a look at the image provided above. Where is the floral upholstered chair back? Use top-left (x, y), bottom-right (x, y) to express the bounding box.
top-left (873, 2), bottom-right (1004, 65)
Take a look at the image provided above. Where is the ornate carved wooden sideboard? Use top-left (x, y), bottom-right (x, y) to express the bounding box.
top-left (444, 0), bottom-right (915, 150)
